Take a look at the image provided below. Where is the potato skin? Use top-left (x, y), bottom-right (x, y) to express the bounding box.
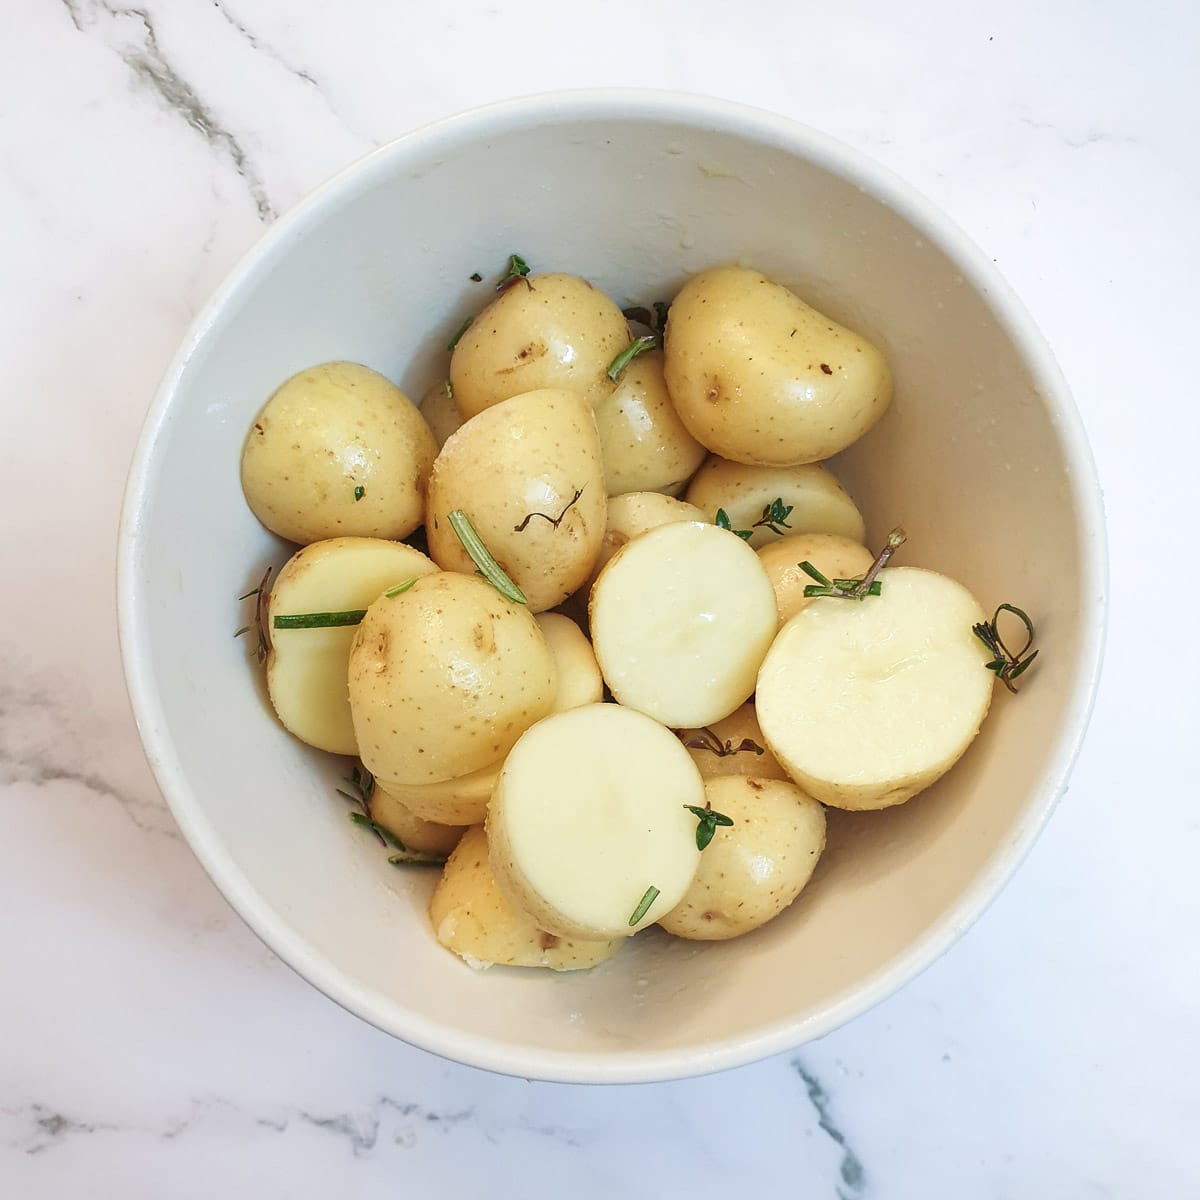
top-left (663, 267), bottom-right (892, 466)
top-left (368, 786), bottom-right (466, 857)
top-left (586, 491), bottom-right (707, 592)
top-left (676, 703), bottom-right (789, 782)
top-left (449, 273), bottom-right (629, 418)
top-left (757, 533), bottom-right (874, 627)
top-left (368, 760), bottom-right (499, 826)
top-left (658, 776), bottom-right (826, 940)
top-left (241, 361), bottom-right (436, 543)
top-left (425, 389), bottom-right (607, 613)
top-left (593, 349), bottom-right (706, 496)
top-left (348, 572), bottom-right (556, 786)
top-left (419, 379), bottom-right (461, 449)
top-left (429, 826), bottom-right (621, 971)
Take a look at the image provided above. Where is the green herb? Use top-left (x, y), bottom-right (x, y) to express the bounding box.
top-left (681, 727), bottom-right (765, 758)
top-left (447, 316), bottom-right (472, 352)
top-left (621, 301), bottom-right (670, 336)
top-left (972, 603), bottom-right (1040, 693)
top-left (628, 885), bottom-right (660, 927)
top-left (714, 508), bottom-right (753, 541)
top-left (469, 271), bottom-right (483, 282)
top-left (754, 497), bottom-right (793, 536)
top-left (513, 487), bottom-right (584, 533)
top-left (383, 578), bottom-right (417, 598)
top-left (336, 765), bottom-right (382, 844)
top-left (606, 334), bottom-right (657, 382)
top-left (496, 253), bottom-right (532, 289)
top-left (802, 527), bottom-right (907, 599)
top-left (353, 486), bottom-right (365, 502)
top-left (349, 809), bottom-right (408, 850)
top-left (273, 609), bottom-right (367, 629)
top-left (447, 509), bottom-right (527, 604)
top-left (683, 802), bottom-right (735, 851)
top-left (387, 853), bottom-right (447, 868)
top-left (233, 566), bottom-right (272, 663)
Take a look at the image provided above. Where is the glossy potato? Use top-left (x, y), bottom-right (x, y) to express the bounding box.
top-left (369, 760), bottom-right (500, 827)
top-left (586, 491), bottom-right (707, 592)
top-left (664, 267), bottom-right (892, 465)
top-left (241, 361), bottom-right (436, 543)
top-left (449, 273), bottom-right (629, 418)
top-left (594, 349), bottom-right (706, 496)
top-left (658, 776), bottom-right (826, 940)
top-left (757, 533), bottom-right (875, 627)
top-left (534, 613), bottom-right (604, 712)
top-left (348, 572), bottom-right (557, 786)
top-left (425, 389), bottom-right (607, 613)
top-left (419, 379), bottom-right (462, 449)
top-left (369, 785), bottom-right (467, 858)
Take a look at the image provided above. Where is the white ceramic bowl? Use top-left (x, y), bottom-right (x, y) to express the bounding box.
top-left (118, 90), bottom-right (1106, 1083)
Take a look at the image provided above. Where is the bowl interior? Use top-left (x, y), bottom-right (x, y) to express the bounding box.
top-left (120, 93), bottom-right (1104, 1082)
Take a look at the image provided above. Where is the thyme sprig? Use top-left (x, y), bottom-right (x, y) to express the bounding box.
top-left (801, 527), bottom-right (907, 599)
top-left (973, 603), bottom-right (1040, 693)
top-left (681, 727), bottom-right (765, 757)
top-left (715, 497), bottom-right (794, 541)
top-left (336, 765), bottom-right (382, 844)
top-left (683, 802), bottom-right (735, 851)
top-left (234, 567), bottom-right (272, 663)
top-left (496, 253), bottom-right (532, 290)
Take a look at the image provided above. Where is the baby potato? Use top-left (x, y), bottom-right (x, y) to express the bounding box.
top-left (758, 533), bottom-right (875, 627)
top-left (587, 491), bottom-right (707, 592)
top-left (590, 521), bottom-right (777, 728)
top-left (756, 566), bottom-right (995, 810)
top-left (369, 760), bottom-right (500, 827)
top-left (450, 273), bottom-right (629, 418)
top-left (241, 361), bottom-right (437, 543)
top-left (419, 379), bottom-right (461, 449)
top-left (593, 349), bottom-right (706, 496)
top-left (685, 457), bottom-right (865, 549)
top-left (430, 826), bottom-right (621, 971)
top-left (425, 389), bottom-right (607, 613)
top-left (534, 613), bottom-right (603, 712)
top-left (664, 266), bottom-right (892, 466)
top-left (677, 703), bottom-right (789, 782)
top-left (369, 785), bottom-right (467, 858)
top-left (265, 537), bottom-right (438, 755)
top-left (348, 571), bottom-right (557, 786)
top-left (658, 776), bottom-right (826, 941)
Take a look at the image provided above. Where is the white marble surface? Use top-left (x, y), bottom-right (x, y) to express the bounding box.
top-left (1, 1), bottom-right (1196, 1194)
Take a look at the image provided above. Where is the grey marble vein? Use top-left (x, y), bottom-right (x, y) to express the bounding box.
top-left (209, 0), bottom-right (319, 89)
top-left (60, 0), bottom-right (275, 221)
top-left (791, 1059), bottom-right (866, 1199)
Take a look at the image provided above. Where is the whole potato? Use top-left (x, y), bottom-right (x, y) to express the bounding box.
top-left (430, 826), bottom-right (621, 971)
top-left (593, 349), bottom-right (706, 496)
top-left (425, 389), bottom-right (607, 613)
top-left (419, 378), bottom-right (461, 449)
top-left (348, 572), bottom-right (557, 786)
top-left (757, 533), bottom-right (875, 627)
top-left (241, 361), bottom-right (436, 543)
top-left (684, 456), bottom-right (865, 549)
top-left (676, 703), bottom-right (789, 782)
top-left (368, 785), bottom-right (467, 858)
top-left (663, 266), bottom-right (892, 466)
top-left (534, 613), bottom-right (604, 712)
top-left (658, 775), bottom-right (826, 940)
top-left (450, 273), bottom-right (629, 418)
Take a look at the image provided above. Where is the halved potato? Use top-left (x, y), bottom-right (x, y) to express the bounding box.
top-left (369, 786), bottom-right (467, 857)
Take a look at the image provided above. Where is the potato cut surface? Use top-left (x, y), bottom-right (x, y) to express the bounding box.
top-left (756, 566), bottom-right (994, 810)
top-left (590, 521), bottom-right (777, 727)
top-left (488, 704), bottom-right (703, 938)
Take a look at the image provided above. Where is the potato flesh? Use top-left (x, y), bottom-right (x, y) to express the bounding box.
top-left (488, 704), bottom-right (703, 938)
top-left (757, 533), bottom-right (875, 627)
top-left (369, 786), bottom-right (466, 857)
top-left (425, 388), bottom-right (607, 613)
top-left (685, 457), bottom-right (865, 549)
top-left (348, 572), bottom-right (556, 785)
top-left (593, 349), bottom-right (706, 496)
top-left (240, 361), bottom-right (437, 543)
top-left (534, 613), bottom-right (603, 712)
top-left (430, 827), bottom-right (620, 970)
top-left (589, 521), bottom-right (777, 728)
top-left (658, 776), bottom-right (826, 940)
top-left (449, 273), bottom-right (629, 418)
top-left (677, 703), bottom-right (789, 781)
top-left (265, 538), bottom-right (437, 754)
top-left (756, 566), bottom-right (994, 810)
top-left (663, 267), bottom-right (892, 466)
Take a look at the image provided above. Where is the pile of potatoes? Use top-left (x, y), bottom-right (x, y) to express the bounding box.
top-left (239, 264), bottom-right (996, 972)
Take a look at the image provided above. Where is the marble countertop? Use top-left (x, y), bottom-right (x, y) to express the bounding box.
top-left (3, 1), bottom-right (1196, 1195)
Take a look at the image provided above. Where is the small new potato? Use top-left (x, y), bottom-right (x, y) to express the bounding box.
top-left (534, 613), bottom-right (603, 712)
top-left (419, 379), bottom-right (461, 449)
top-left (265, 537), bottom-right (438, 754)
top-left (677, 703), bottom-right (789, 781)
top-left (450, 273), bottom-right (629, 418)
top-left (430, 827), bottom-right (621, 971)
top-left (758, 533), bottom-right (875, 627)
top-left (685, 457), bottom-right (865, 549)
top-left (426, 389), bottom-right (607, 613)
top-left (593, 349), bottom-right (706, 496)
top-left (241, 361), bottom-right (437, 543)
top-left (348, 572), bottom-right (557, 786)
top-left (664, 267), bottom-right (892, 466)
top-left (756, 566), bottom-right (995, 810)
top-left (658, 776), bottom-right (826, 941)
top-left (369, 760), bottom-right (500, 826)
top-left (587, 491), bottom-right (707, 591)
top-left (369, 786), bottom-right (467, 858)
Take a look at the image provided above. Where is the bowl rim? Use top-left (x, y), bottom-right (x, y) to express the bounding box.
top-left (117, 87), bottom-right (1108, 1084)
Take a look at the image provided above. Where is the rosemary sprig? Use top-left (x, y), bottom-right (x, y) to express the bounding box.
top-left (628, 885), bottom-right (660, 927)
top-left (681, 727), bottom-right (765, 757)
top-left (609, 300), bottom-right (671, 382)
top-left (683, 802), bottom-right (735, 851)
top-left (271, 578), bottom-right (417, 629)
top-left (973, 603), bottom-right (1040, 693)
top-left (447, 316), bottom-right (472, 352)
top-left (447, 509), bottom-right (527, 605)
top-left (496, 253), bottom-right (532, 289)
top-left (336, 765), bottom-right (382, 844)
top-left (233, 566), bottom-right (273, 663)
top-left (801, 527), bottom-right (906, 599)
